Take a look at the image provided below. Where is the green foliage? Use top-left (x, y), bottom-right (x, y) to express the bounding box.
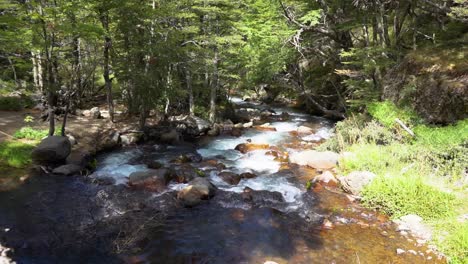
top-left (0, 96), bottom-right (23, 111)
top-left (317, 114), bottom-right (399, 152)
top-left (13, 127), bottom-right (49, 141)
top-left (367, 101), bottom-right (421, 128)
top-left (0, 141), bottom-right (35, 168)
top-left (195, 169), bottom-right (206, 177)
top-left (361, 175), bottom-right (456, 220)
top-left (306, 181), bottom-right (312, 190)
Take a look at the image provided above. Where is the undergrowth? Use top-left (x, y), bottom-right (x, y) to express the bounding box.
top-left (0, 140), bottom-right (35, 168)
top-left (322, 100), bottom-right (467, 263)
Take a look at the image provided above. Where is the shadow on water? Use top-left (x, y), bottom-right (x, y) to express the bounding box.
top-left (0, 173), bottom-right (167, 264)
top-left (139, 202), bottom-right (324, 264)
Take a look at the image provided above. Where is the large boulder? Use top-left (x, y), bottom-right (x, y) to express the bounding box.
top-left (168, 115), bottom-right (211, 137)
top-left (177, 177), bottom-right (217, 207)
top-left (339, 171), bottom-right (376, 195)
top-left (289, 150), bottom-right (339, 170)
top-left (128, 169), bottom-right (173, 192)
top-left (32, 136), bottom-right (71, 165)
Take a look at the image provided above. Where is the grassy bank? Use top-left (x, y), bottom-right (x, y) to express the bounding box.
top-left (319, 101), bottom-right (467, 263)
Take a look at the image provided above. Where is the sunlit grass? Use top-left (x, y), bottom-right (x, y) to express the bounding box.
top-left (0, 140), bottom-right (36, 168)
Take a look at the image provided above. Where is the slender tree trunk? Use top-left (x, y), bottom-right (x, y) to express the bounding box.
top-left (186, 66), bottom-right (194, 116)
top-left (7, 57), bottom-right (20, 89)
top-left (100, 12), bottom-right (114, 122)
top-left (209, 50), bottom-right (218, 123)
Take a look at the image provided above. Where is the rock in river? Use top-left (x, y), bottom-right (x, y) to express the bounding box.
top-left (218, 171), bottom-right (242, 185)
top-left (177, 177), bottom-right (217, 207)
top-left (289, 150), bottom-right (339, 170)
top-left (128, 169), bottom-right (173, 192)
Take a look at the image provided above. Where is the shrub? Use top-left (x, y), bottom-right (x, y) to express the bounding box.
top-left (0, 141), bottom-right (35, 168)
top-left (13, 127), bottom-right (49, 141)
top-left (0, 96), bottom-right (23, 111)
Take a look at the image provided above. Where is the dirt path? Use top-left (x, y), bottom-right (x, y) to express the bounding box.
top-left (0, 110), bottom-right (42, 142)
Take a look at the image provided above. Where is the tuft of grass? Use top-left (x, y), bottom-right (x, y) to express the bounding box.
top-left (13, 127), bottom-right (49, 141)
top-left (361, 175), bottom-right (457, 220)
top-left (0, 141), bottom-right (36, 168)
top-left (432, 220), bottom-right (468, 264)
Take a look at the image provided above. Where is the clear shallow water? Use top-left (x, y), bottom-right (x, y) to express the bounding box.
top-left (89, 101), bottom-right (444, 264)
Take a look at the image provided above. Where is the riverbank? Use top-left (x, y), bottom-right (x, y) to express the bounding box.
top-left (319, 101), bottom-right (467, 263)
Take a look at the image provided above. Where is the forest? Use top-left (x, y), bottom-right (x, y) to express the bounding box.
top-left (0, 0), bottom-right (467, 263)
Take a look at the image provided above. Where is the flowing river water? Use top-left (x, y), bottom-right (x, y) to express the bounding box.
top-left (0, 98), bottom-right (445, 263)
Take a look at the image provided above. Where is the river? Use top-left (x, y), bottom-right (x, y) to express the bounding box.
top-left (0, 98), bottom-right (444, 263)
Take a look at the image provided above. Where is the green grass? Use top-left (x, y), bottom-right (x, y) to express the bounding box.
top-left (433, 220), bottom-right (468, 264)
top-left (0, 141), bottom-right (36, 168)
top-left (326, 102), bottom-right (468, 262)
top-left (362, 175), bottom-right (457, 220)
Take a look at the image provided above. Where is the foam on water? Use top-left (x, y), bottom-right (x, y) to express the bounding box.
top-left (302, 127), bottom-right (334, 142)
top-left (93, 149), bottom-right (148, 184)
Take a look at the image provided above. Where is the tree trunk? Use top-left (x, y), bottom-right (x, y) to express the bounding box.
top-left (7, 57), bottom-right (20, 89)
top-left (186, 66), bottom-right (194, 116)
top-left (209, 50), bottom-right (218, 123)
top-left (100, 12), bottom-right (114, 122)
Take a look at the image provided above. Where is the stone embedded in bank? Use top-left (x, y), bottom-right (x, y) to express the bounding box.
top-left (289, 150), bottom-right (340, 170)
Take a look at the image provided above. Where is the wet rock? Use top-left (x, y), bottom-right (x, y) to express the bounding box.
top-left (339, 171), bottom-right (376, 195)
top-left (231, 127), bottom-right (243, 137)
top-left (297, 126), bottom-right (314, 134)
top-left (279, 112), bottom-right (290, 121)
top-left (120, 133), bottom-right (142, 146)
top-left (168, 115), bottom-right (211, 137)
top-left (92, 175), bottom-right (116, 185)
top-left (98, 131), bottom-right (121, 151)
top-left (243, 121), bottom-right (253, 128)
top-left (66, 150), bottom-right (92, 167)
top-left (32, 136), bottom-right (72, 165)
top-left (394, 214), bottom-right (432, 241)
top-left (146, 160), bottom-right (163, 169)
top-left (159, 129), bottom-right (181, 144)
top-left (83, 107), bottom-right (101, 119)
top-left (322, 219), bottom-right (334, 230)
top-left (254, 123), bottom-right (277, 132)
top-left (177, 177), bottom-right (217, 207)
top-left (240, 172), bottom-right (257, 179)
top-left (234, 143), bottom-right (270, 154)
top-left (173, 165), bottom-right (201, 183)
top-left (171, 152), bottom-right (203, 163)
top-left (260, 109), bottom-right (274, 118)
top-left (218, 171), bottom-right (242, 185)
top-left (289, 150), bottom-right (339, 170)
top-left (207, 124), bottom-right (221, 136)
top-left (128, 169), bottom-right (172, 192)
top-left (52, 164), bottom-right (82, 176)
top-left (242, 187), bottom-right (284, 205)
top-left (314, 171), bottom-right (337, 185)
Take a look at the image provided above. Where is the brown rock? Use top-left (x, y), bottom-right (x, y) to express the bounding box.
top-left (128, 169), bottom-right (172, 192)
top-left (240, 172), bottom-right (257, 179)
top-left (234, 143), bottom-right (270, 154)
top-left (218, 171), bottom-right (242, 185)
